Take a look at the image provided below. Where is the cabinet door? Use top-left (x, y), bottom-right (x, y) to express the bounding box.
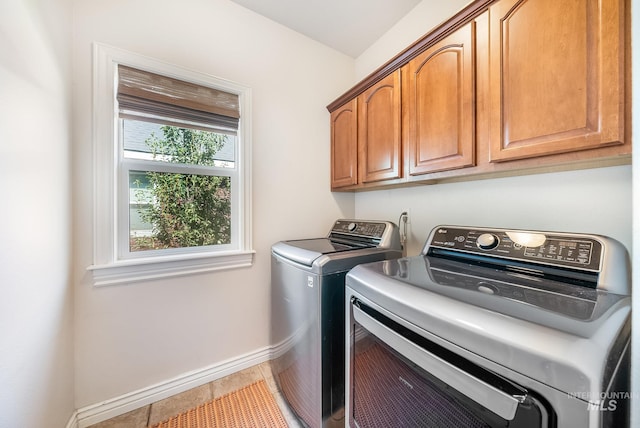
top-left (358, 71), bottom-right (402, 183)
top-left (330, 99), bottom-right (358, 189)
top-left (403, 22), bottom-right (475, 176)
top-left (488, 0), bottom-right (625, 162)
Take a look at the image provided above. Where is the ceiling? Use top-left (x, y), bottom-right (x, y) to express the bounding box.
top-left (229, 0), bottom-right (422, 58)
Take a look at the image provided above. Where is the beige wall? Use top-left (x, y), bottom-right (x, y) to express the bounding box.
top-left (72, 0), bottom-right (355, 409)
top-left (0, 0), bottom-right (75, 427)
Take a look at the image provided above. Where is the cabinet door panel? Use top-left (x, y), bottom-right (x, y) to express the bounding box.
top-left (330, 99), bottom-right (358, 188)
top-left (489, 0), bottom-right (624, 162)
top-left (358, 71), bottom-right (402, 183)
top-left (404, 22), bottom-right (475, 175)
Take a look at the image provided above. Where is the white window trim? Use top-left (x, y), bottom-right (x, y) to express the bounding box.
top-left (88, 43), bottom-right (253, 287)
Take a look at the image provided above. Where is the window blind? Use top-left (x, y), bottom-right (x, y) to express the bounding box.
top-left (117, 65), bottom-right (240, 134)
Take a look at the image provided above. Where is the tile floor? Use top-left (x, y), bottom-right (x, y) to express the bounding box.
top-left (88, 361), bottom-right (302, 428)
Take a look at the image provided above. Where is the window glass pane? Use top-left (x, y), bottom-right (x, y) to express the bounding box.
top-left (122, 119), bottom-right (235, 168)
top-left (129, 170), bottom-right (231, 252)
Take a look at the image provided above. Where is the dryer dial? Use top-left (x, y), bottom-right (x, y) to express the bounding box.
top-left (477, 233), bottom-right (499, 250)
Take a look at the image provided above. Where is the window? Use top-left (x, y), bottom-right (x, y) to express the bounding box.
top-left (90, 44), bottom-right (253, 286)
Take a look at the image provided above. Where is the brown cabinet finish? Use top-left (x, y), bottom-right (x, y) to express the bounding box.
top-left (403, 22), bottom-right (475, 176)
top-left (327, 0), bottom-right (629, 191)
top-left (330, 99), bottom-right (358, 189)
top-left (358, 70), bottom-right (402, 183)
top-left (488, 0), bottom-right (625, 162)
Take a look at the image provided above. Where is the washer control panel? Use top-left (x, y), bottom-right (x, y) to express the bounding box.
top-left (426, 226), bottom-right (603, 271)
top-left (331, 220), bottom-right (388, 239)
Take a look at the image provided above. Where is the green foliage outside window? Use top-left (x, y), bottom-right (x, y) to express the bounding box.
top-left (131, 126), bottom-right (231, 252)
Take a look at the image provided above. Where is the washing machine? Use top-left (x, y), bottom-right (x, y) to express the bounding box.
top-left (271, 219), bottom-right (402, 428)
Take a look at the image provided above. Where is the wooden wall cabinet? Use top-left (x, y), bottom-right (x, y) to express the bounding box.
top-left (403, 22), bottom-right (475, 176)
top-left (358, 70), bottom-right (402, 183)
top-left (488, 0), bottom-right (625, 162)
top-left (327, 0), bottom-right (629, 191)
top-left (330, 71), bottom-right (402, 190)
top-left (330, 99), bottom-right (358, 189)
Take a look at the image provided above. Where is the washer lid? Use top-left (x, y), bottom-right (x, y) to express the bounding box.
top-left (272, 238), bottom-right (365, 266)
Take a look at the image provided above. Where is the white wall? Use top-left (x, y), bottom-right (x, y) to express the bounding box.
top-left (356, 166), bottom-right (631, 256)
top-left (0, 0), bottom-right (75, 427)
top-left (72, 0), bottom-right (355, 408)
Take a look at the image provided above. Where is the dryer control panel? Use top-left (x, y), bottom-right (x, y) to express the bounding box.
top-left (426, 226), bottom-right (603, 272)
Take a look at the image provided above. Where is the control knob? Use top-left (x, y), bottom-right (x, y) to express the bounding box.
top-left (477, 233), bottom-right (499, 250)
top-left (348, 222), bottom-right (357, 232)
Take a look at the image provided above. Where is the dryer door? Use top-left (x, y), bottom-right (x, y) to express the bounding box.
top-left (348, 298), bottom-right (555, 428)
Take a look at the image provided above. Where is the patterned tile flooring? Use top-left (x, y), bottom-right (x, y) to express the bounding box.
top-left (88, 362), bottom-right (302, 428)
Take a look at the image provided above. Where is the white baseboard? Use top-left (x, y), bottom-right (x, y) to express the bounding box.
top-left (65, 411), bottom-right (79, 428)
top-left (75, 346), bottom-right (272, 428)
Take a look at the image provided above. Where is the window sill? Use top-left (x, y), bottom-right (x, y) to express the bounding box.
top-left (88, 250), bottom-right (255, 287)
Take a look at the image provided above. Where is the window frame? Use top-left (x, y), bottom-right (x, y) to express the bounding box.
top-left (89, 43), bottom-right (253, 286)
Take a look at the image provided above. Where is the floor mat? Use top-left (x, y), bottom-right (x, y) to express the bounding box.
top-left (149, 380), bottom-right (288, 428)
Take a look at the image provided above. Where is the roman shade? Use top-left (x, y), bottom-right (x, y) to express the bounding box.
top-left (117, 65), bottom-right (240, 134)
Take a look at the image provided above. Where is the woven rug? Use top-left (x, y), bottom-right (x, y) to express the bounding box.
top-left (149, 380), bottom-right (288, 428)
